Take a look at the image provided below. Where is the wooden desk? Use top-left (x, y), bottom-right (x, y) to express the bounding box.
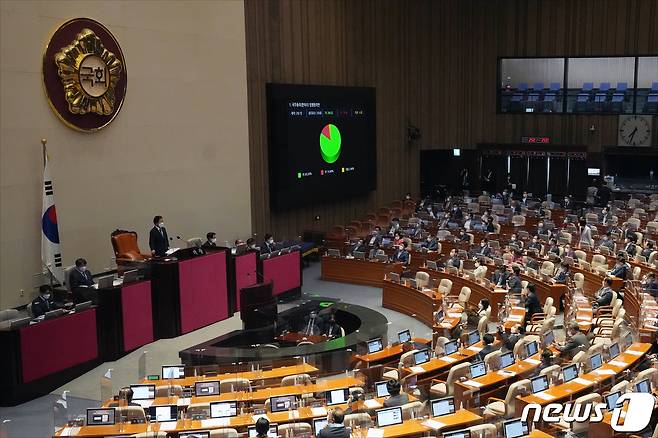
top-left (275, 332), bottom-right (326, 344)
top-left (353, 338), bottom-right (431, 366)
top-left (138, 363), bottom-right (319, 387)
top-left (526, 431), bottom-right (555, 438)
top-left (382, 280), bottom-right (441, 327)
top-left (351, 411), bottom-right (482, 438)
top-left (516, 343), bottom-right (650, 414)
top-left (321, 256), bottom-right (404, 287)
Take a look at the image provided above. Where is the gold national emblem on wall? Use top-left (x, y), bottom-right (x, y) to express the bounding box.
top-left (43, 18), bottom-right (127, 132)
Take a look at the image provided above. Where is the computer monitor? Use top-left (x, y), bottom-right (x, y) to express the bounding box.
top-left (148, 405), bottom-right (177, 422)
top-left (624, 332), bottom-right (634, 348)
top-left (44, 309), bottom-right (64, 320)
top-left (562, 364), bottom-right (579, 383)
top-left (525, 341), bottom-right (538, 358)
top-left (542, 330), bottom-right (555, 347)
top-left (270, 395), bottom-right (297, 412)
top-left (129, 384), bottom-right (155, 400)
top-left (210, 401), bottom-right (238, 418)
top-left (444, 340), bottom-right (458, 356)
top-left (97, 276), bottom-right (114, 289)
top-left (442, 430), bottom-right (471, 438)
top-left (605, 391), bottom-right (621, 411)
top-left (635, 379), bottom-right (651, 394)
top-left (313, 418), bottom-right (328, 436)
top-left (162, 365), bottom-right (185, 379)
top-left (376, 407), bottom-right (403, 427)
top-left (398, 329), bottom-right (411, 344)
top-left (470, 362), bottom-right (487, 379)
top-left (86, 408), bottom-right (116, 426)
top-left (466, 331), bottom-right (480, 346)
top-left (248, 424), bottom-right (278, 438)
top-left (123, 269), bottom-right (139, 283)
top-left (608, 342), bottom-right (620, 360)
top-left (589, 353), bottom-right (603, 371)
top-left (530, 375), bottom-right (549, 394)
top-left (500, 351), bottom-right (515, 369)
top-left (375, 381), bottom-right (390, 398)
top-left (503, 418), bottom-right (529, 438)
top-left (326, 388), bottom-right (349, 406)
top-left (413, 349), bottom-right (430, 365)
top-left (426, 260), bottom-right (439, 270)
top-left (367, 338), bottom-right (384, 354)
top-left (179, 432), bottom-right (211, 438)
top-left (195, 381), bottom-right (220, 397)
top-left (431, 397), bottom-right (456, 417)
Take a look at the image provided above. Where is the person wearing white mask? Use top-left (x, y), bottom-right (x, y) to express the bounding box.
top-left (31, 285), bottom-right (63, 317)
top-left (149, 215), bottom-right (169, 257)
top-left (70, 257), bottom-right (96, 304)
top-left (202, 232), bottom-right (217, 248)
top-left (261, 233), bottom-right (276, 254)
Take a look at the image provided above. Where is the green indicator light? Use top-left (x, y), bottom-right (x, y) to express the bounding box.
top-left (297, 172), bottom-right (302, 179)
top-left (319, 124), bottom-right (341, 164)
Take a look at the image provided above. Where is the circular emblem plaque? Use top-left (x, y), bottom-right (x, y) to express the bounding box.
top-left (43, 18), bottom-right (127, 132)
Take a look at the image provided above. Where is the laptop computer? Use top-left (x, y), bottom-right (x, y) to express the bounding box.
top-left (375, 381), bottom-right (390, 398)
top-left (269, 395), bottom-right (297, 412)
top-left (367, 338), bottom-right (384, 354)
top-left (589, 353), bottom-right (603, 371)
top-left (466, 331), bottom-right (480, 346)
top-left (525, 341), bottom-right (538, 358)
top-left (326, 388), bottom-right (349, 406)
top-left (148, 405), bottom-right (177, 422)
top-left (426, 260), bottom-right (438, 270)
top-left (562, 364), bottom-right (579, 383)
top-left (635, 379), bottom-right (651, 394)
top-left (210, 401), bottom-right (238, 418)
top-left (500, 351), bottom-right (515, 369)
top-left (376, 407), bottom-right (403, 427)
top-left (470, 362), bottom-right (487, 379)
top-left (444, 340), bottom-right (458, 356)
top-left (194, 381), bottom-right (220, 397)
top-left (431, 397), bottom-right (455, 417)
top-left (74, 301), bottom-right (92, 312)
top-left (398, 329), bottom-right (411, 344)
top-left (442, 430), bottom-right (471, 438)
top-left (530, 375), bottom-right (549, 394)
top-left (502, 418), bottom-right (529, 438)
top-left (413, 349), bottom-right (430, 365)
top-left (122, 269), bottom-right (139, 283)
top-left (162, 365), bottom-right (185, 379)
top-left (97, 275), bottom-right (114, 289)
top-left (86, 408), bottom-right (116, 426)
top-left (129, 384), bottom-right (155, 400)
top-left (313, 418), bottom-right (328, 436)
top-left (605, 391), bottom-right (621, 411)
top-left (608, 342), bottom-right (620, 360)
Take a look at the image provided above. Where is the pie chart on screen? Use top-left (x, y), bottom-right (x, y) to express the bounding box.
top-left (320, 124), bottom-right (341, 164)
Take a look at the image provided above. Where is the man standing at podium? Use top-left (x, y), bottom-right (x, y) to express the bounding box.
top-left (149, 215), bottom-right (169, 257)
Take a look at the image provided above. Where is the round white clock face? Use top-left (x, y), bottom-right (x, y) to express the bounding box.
top-left (619, 115), bottom-right (652, 146)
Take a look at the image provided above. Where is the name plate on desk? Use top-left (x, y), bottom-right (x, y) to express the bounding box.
top-left (592, 368), bottom-right (616, 376)
top-left (608, 360), bottom-right (628, 368)
top-left (573, 377), bottom-right (593, 386)
top-left (367, 429), bottom-right (385, 438)
top-left (202, 418), bottom-right (230, 428)
top-left (410, 366), bottom-right (426, 374)
top-left (311, 406), bottom-right (328, 416)
top-left (524, 358), bottom-right (540, 365)
top-left (463, 380), bottom-right (483, 388)
top-left (440, 356), bottom-right (457, 363)
top-left (422, 419), bottom-right (446, 430)
top-left (534, 391), bottom-right (556, 401)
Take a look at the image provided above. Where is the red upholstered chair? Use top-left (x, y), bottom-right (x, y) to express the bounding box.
top-left (111, 230), bottom-right (151, 266)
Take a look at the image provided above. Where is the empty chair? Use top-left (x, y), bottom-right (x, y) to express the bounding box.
top-left (220, 378), bottom-right (250, 393)
top-left (438, 279), bottom-right (453, 295)
top-left (539, 364), bottom-right (561, 384)
top-left (281, 373), bottom-right (312, 386)
top-left (383, 350), bottom-right (418, 380)
top-left (344, 413), bottom-right (372, 429)
top-left (401, 401), bottom-right (423, 420)
top-left (482, 379), bottom-right (531, 418)
top-left (518, 83), bottom-right (528, 91)
top-left (186, 402), bottom-right (211, 419)
top-left (209, 429), bottom-right (239, 438)
top-left (484, 350), bottom-right (502, 371)
top-left (434, 336), bottom-right (450, 356)
top-left (573, 272), bottom-right (584, 290)
top-left (553, 393), bottom-right (601, 433)
top-left (116, 406), bottom-right (147, 424)
top-left (415, 271), bottom-right (430, 288)
top-left (456, 286), bottom-right (471, 308)
top-left (582, 82), bottom-right (594, 92)
top-left (430, 362), bottom-right (471, 398)
top-left (591, 254), bottom-right (608, 273)
top-left (634, 368), bottom-right (658, 389)
top-left (278, 422), bottom-right (312, 438)
top-left (610, 380), bottom-right (629, 394)
top-left (574, 250), bottom-right (587, 262)
top-left (155, 385), bottom-right (183, 398)
top-left (540, 260), bottom-right (555, 276)
top-left (533, 82), bottom-right (545, 90)
top-left (469, 424), bottom-right (498, 438)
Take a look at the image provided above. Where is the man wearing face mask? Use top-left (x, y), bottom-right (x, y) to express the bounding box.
top-left (202, 232), bottom-right (217, 248)
top-left (262, 234), bottom-right (276, 254)
top-left (149, 215), bottom-right (169, 257)
top-left (70, 258), bottom-right (96, 304)
top-left (391, 243), bottom-right (409, 264)
top-left (31, 285), bottom-right (63, 318)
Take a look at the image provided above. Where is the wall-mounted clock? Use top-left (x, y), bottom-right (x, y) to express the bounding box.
top-left (618, 115), bottom-right (652, 146)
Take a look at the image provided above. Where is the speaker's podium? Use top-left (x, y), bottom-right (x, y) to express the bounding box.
top-left (239, 282), bottom-right (277, 341)
top-left (150, 247), bottom-right (230, 339)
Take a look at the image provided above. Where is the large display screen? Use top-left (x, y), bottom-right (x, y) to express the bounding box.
top-left (266, 83), bottom-right (376, 210)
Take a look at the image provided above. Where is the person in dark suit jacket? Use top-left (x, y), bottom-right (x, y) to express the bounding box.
top-left (623, 235), bottom-right (638, 257)
top-left (254, 417), bottom-right (271, 438)
top-left (527, 236), bottom-right (542, 252)
top-left (451, 205), bottom-right (464, 221)
top-left (149, 215), bottom-right (169, 257)
top-left (641, 242), bottom-right (655, 259)
top-left (555, 322), bottom-right (589, 359)
top-left (366, 227), bottom-right (383, 247)
top-left (317, 408), bottom-right (350, 438)
top-left (491, 265), bottom-right (509, 287)
top-left (391, 244), bottom-right (410, 264)
top-left (523, 283), bottom-right (542, 320)
top-left (383, 380), bottom-right (409, 408)
top-left (499, 324), bottom-right (525, 352)
top-left (70, 258), bottom-right (97, 304)
top-left (31, 285), bottom-right (62, 318)
top-left (202, 232), bottom-right (217, 248)
top-left (609, 255), bottom-right (629, 280)
top-left (477, 333), bottom-right (499, 361)
top-left (349, 239), bottom-right (366, 256)
top-left (477, 239), bottom-right (492, 257)
top-left (421, 235), bottom-right (438, 251)
top-left (553, 262), bottom-right (570, 284)
top-left (593, 278), bottom-right (615, 309)
top-left (108, 387), bottom-right (143, 408)
top-left (261, 233), bottom-right (276, 254)
top-left (507, 266), bottom-right (522, 294)
top-left (446, 249), bottom-right (461, 269)
top-left (323, 315), bottom-right (342, 339)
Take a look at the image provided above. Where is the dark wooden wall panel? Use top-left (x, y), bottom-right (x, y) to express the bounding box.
top-left (245, 0), bottom-right (658, 239)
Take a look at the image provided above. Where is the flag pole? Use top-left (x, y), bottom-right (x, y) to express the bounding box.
top-left (41, 138), bottom-right (55, 290)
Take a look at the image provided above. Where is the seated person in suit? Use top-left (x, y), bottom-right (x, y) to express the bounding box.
top-left (246, 237), bottom-right (258, 251)
top-left (477, 333), bottom-right (499, 361)
top-left (485, 217), bottom-right (495, 233)
top-left (349, 239), bottom-right (366, 256)
top-left (535, 349), bottom-right (555, 376)
top-left (323, 314), bottom-right (342, 339)
top-left (623, 235), bottom-right (638, 257)
top-left (600, 207), bottom-right (612, 226)
top-left (509, 234), bottom-right (523, 250)
top-left (553, 261), bottom-right (570, 284)
top-left (563, 244), bottom-right (575, 261)
top-left (491, 265), bottom-right (509, 288)
top-left (149, 215), bottom-right (169, 257)
top-left (547, 238), bottom-right (561, 257)
top-left (458, 228), bottom-right (470, 242)
top-left (446, 249), bottom-right (461, 269)
top-left (477, 238), bottom-right (492, 257)
top-left (261, 233), bottom-right (276, 254)
top-left (599, 232), bottom-right (615, 252)
top-left (473, 258), bottom-right (487, 279)
top-left (467, 298), bottom-right (490, 327)
top-left (511, 249), bottom-right (524, 265)
top-left (421, 235), bottom-right (438, 251)
top-left (31, 285), bottom-right (64, 318)
top-left (642, 273), bottom-right (658, 297)
top-left (392, 231), bottom-right (404, 247)
top-left (383, 380), bottom-right (409, 408)
top-left (554, 322), bottom-right (589, 359)
top-left (498, 324), bottom-right (525, 352)
top-left (527, 235), bottom-right (542, 251)
top-left (523, 283), bottom-right (542, 320)
top-left (366, 226), bottom-right (383, 247)
top-left (202, 232), bottom-right (217, 248)
top-left (609, 254), bottom-right (629, 280)
top-left (641, 242), bottom-right (655, 259)
top-left (593, 277), bottom-right (614, 311)
top-left (451, 205), bottom-right (464, 221)
top-left (255, 417), bottom-right (271, 438)
top-left (70, 258), bottom-right (97, 304)
top-left (388, 219), bottom-right (401, 236)
top-left (390, 243), bottom-right (409, 264)
top-left (536, 221), bottom-right (551, 238)
top-left (108, 387), bottom-right (142, 408)
top-left (463, 214), bottom-right (473, 231)
top-left (507, 266), bottom-right (522, 294)
top-left (317, 408), bottom-right (350, 438)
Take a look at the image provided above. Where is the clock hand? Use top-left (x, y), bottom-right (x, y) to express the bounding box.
top-left (628, 127), bottom-right (637, 142)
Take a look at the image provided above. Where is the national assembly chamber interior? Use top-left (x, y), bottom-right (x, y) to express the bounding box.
top-left (0, 0), bottom-right (657, 437)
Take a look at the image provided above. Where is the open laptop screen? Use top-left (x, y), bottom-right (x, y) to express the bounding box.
top-left (376, 407), bottom-right (403, 427)
top-left (431, 397), bottom-right (455, 417)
